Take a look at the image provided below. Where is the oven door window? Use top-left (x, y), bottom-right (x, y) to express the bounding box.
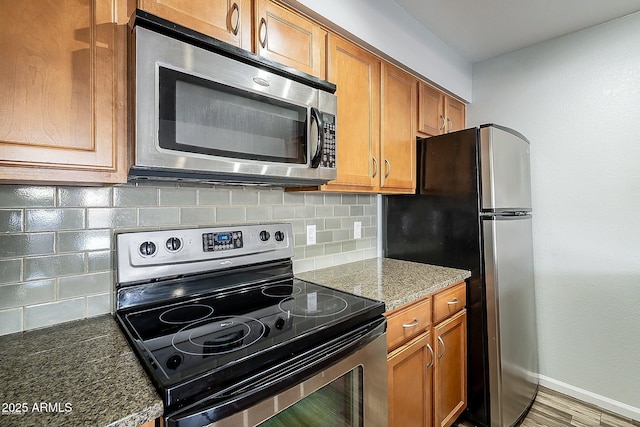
top-left (258, 366), bottom-right (363, 427)
top-left (158, 66), bottom-right (308, 164)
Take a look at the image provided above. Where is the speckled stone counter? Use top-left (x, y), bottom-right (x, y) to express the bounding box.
top-left (0, 315), bottom-right (163, 427)
top-left (297, 258), bottom-right (471, 311)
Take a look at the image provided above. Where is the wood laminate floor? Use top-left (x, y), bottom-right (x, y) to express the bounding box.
top-left (456, 386), bottom-right (640, 427)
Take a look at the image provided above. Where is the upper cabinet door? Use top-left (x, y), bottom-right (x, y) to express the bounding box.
top-left (324, 34), bottom-right (380, 192)
top-left (139, 0), bottom-right (252, 50)
top-left (445, 96), bottom-right (466, 133)
top-left (417, 81), bottom-right (466, 137)
top-left (0, 0), bottom-right (127, 184)
top-left (381, 63), bottom-right (416, 194)
top-left (418, 82), bottom-right (445, 136)
top-left (254, 0), bottom-right (327, 79)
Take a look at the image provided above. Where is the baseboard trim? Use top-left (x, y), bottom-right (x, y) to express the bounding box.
top-left (539, 375), bottom-right (640, 421)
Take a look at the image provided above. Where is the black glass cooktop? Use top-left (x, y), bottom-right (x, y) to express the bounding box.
top-left (119, 277), bottom-right (384, 405)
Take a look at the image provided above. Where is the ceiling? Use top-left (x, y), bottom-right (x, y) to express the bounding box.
top-left (392, 0), bottom-right (640, 63)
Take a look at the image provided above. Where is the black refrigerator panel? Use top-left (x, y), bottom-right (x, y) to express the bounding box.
top-left (383, 128), bottom-right (490, 426)
top-left (385, 128), bottom-right (482, 300)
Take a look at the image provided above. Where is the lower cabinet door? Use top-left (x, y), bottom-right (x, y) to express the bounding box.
top-left (387, 331), bottom-right (433, 427)
top-left (433, 309), bottom-right (467, 427)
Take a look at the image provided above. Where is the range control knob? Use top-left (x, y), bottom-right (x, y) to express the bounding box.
top-left (166, 237), bottom-right (182, 252)
top-left (166, 354), bottom-right (182, 370)
top-left (139, 241), bottom-right (157, 257)
top-left (274, 231), bottom-right (285, 242)
top-left (259, 230), bottom-right (270, 242)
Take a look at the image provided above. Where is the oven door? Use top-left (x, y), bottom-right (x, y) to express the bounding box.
top-left (166, 317), bottom-right (387, 427)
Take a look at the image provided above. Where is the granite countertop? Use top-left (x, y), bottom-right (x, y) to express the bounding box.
top-left (297, 257), bottom-right (471, 312)
top-left (0, 258), bottom-right (468, 427)
top-left (0, 315), bottom-right (163, 427)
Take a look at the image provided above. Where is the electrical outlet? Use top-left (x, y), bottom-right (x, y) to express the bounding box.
top-left (354, 221), bottom-right (362, 239)
top-left (306, 224), bottom-right (316, 245)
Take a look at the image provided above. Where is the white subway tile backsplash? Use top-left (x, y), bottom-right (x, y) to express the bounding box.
top-left (0, 279), bottom-right (56, 310)
top-left (137, 207), bottom-right (179, 226)
top-left (0, 210), bottom-right (23, 232)
top-left (114, 187), bottom-right (158, 207)
top-left (231, 189), bottom-right (259, 205)
top-left (179, 207), bottom-right (216, 225)
top-left (258, 190), bottom-right (283, 205)
top-left (87, 250), bottom-right (112, 273)
top-left (0, 233), bottom-right (55, 258)
top-left (0, 184), bottom-right (378, 336)
top-left (24, 253), bottom-right (85, 281)
top-left (272, 206), bottom-right (295, 219)
top-left (57, 230), bottom-right (112, 253)
top-left (198, 188), bottom-right (230, 205)
top-left (0, 186), bottom-right (55, 208)
top-left (87, 208), bottom-right (137, 229)
top-left (0, 308), bottom-right (23, 335)
top-left (58, 187), bottom-right (111, 207)
top-left (159, 188), bottom-right (198, 206)
top-left (24, 298), bottom-right (85, 330)
top-left (294, 205), bottom-right (315, 218)
top-left (216, 206), bottom-right (246, 223)
top-left (58, 272), bottom-right (112, 299)
top-left (246, 206), bottom-right (272, 222)
top-left (0, 259), bottom-right (22, 284)
top-left (87, 293), bottom-right (112, 317)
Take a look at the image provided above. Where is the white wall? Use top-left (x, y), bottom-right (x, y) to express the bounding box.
top-left (468, 12), bottom-right (640, 417)
top-left (281, 0), bottom-right (472, 101)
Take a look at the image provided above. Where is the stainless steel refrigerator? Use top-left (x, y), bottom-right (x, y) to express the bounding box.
top-left (384, 124), bottom-right (539, 427)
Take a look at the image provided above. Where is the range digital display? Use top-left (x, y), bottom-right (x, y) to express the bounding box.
top-left (216, 233), bottom-right (231, 242)
top-left (202, 231), bottom-right (242, 252)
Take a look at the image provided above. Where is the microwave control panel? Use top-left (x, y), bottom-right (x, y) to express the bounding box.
top-left (321, 113), bottom-right (336, 169)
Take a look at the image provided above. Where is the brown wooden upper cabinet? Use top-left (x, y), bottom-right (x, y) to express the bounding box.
top-left (0, 0), bottom-right (127, 184)
top-left (381, 63), bottom-right (417, 193)
top-left (320, 34), bottom-right (380, 192)
top-left (138, 0), bottom-right (252, 50)
top-left (418, 82), bottom-right (466, 136)
top-left (254, 0), bottom-right (327, 79)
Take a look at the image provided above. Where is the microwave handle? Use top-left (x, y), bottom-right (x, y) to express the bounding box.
top-left (310, 107), bottom-right (324, 168)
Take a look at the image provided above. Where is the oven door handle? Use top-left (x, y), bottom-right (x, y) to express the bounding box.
top-left (165, 317), bottom-right (386, 427)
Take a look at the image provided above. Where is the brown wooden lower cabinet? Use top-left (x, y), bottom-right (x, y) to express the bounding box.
top-left (434, 309), bottom-right (467, 427)
top-left (386, 282), bottom-right (467, 427)
top-left (138, 418), bottom-right (158, 427)
top-left (388, 331), bottom-right (433, 427)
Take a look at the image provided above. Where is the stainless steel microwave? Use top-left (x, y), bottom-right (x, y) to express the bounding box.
top-left (129, 14), bottom-right (337, 186)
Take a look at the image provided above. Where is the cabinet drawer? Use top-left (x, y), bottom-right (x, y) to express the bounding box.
top-left (433, 282), bottom-right (466, 324)
top-left (385, 297), bottom-right (432, 351)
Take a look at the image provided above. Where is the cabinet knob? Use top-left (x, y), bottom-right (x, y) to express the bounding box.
top-left (372, 157), bottom-right (379, 178)
top-left (447, 298), bottom-right (459, 306)
top-left (384, 158), bottom-right (391, 178)
top-left (439, 115), bottom-right (446, 131)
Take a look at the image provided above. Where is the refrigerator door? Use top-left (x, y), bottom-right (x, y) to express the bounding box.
top-left (480, 125), bottom-right (532, 212)
top-left (483, 215), bottom-right (538, 427)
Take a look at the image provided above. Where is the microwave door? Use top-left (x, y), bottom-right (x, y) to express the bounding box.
top-left (132, 25), bottom-right (337, 185)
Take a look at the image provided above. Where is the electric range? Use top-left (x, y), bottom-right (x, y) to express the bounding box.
top-left (114, 223), bottom-right (386, 426)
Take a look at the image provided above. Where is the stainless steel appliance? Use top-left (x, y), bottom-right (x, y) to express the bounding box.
top-left (115, 223), bottom-right (387, 426)
top-left (384, 124), bottom-right (538, 427)
top-left (129, 11), bottom-right (337, 186)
